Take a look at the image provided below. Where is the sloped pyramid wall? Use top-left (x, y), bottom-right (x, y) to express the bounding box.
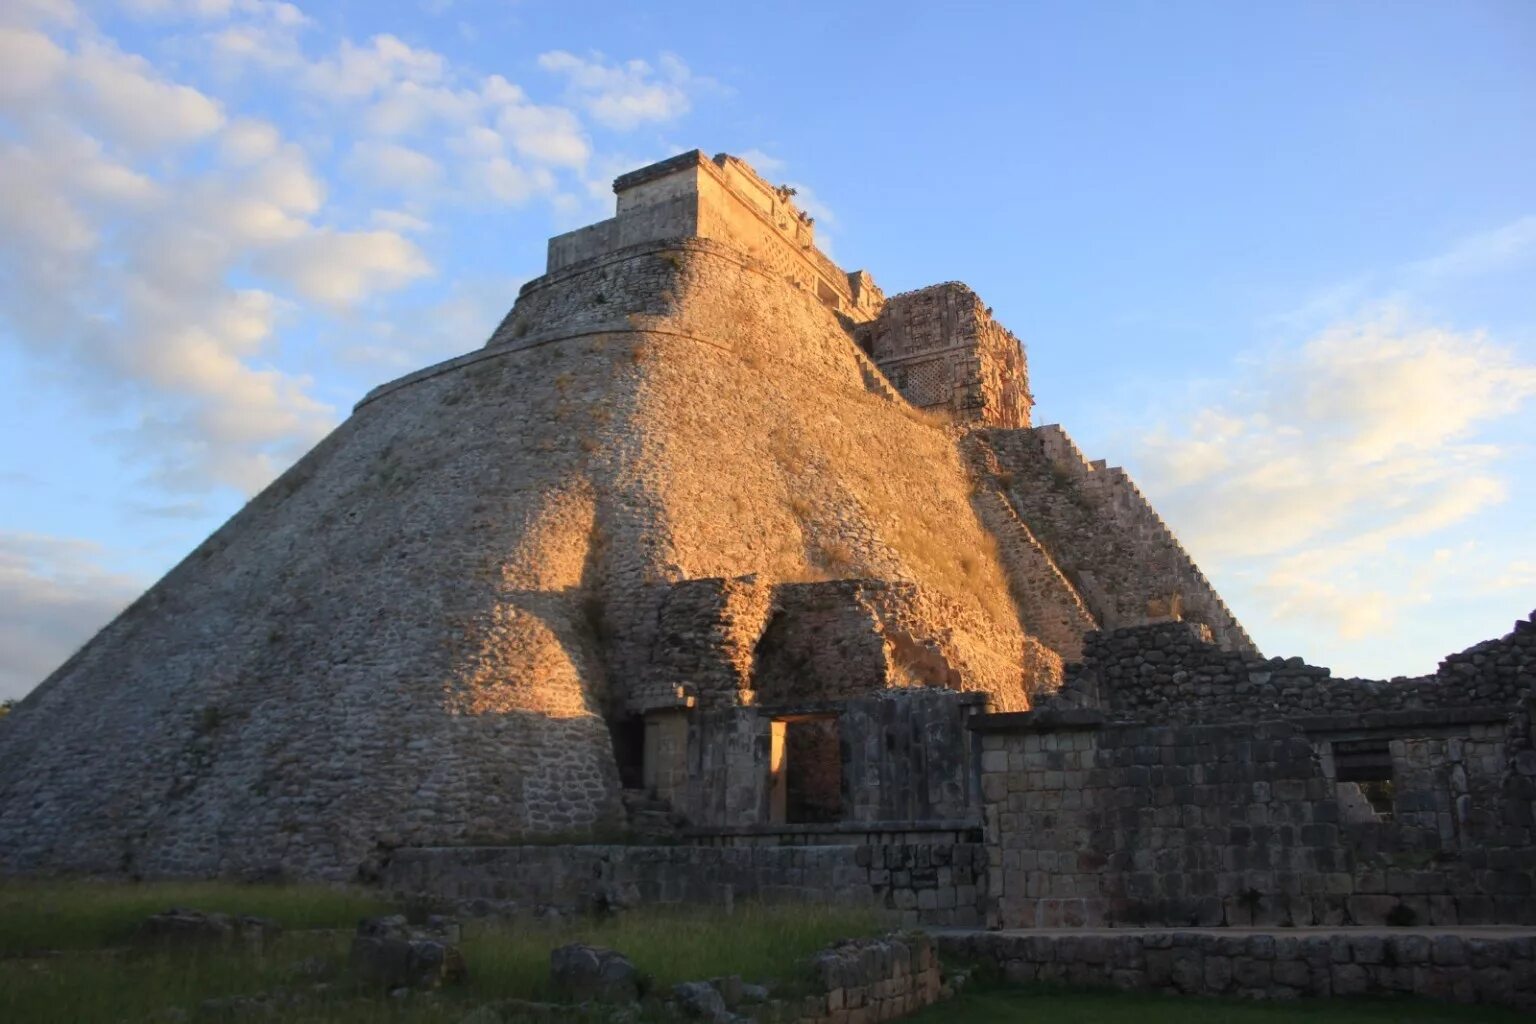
top-left (0, 236), bottom-right (1041, 880)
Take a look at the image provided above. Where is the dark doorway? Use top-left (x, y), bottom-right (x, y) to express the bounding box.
top-left (611, 714), bottom-right (645, 790)
top-left (769, 714), bottom-right (842, 824)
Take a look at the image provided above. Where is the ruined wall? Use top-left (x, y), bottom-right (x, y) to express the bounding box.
top-left (1056, 615), bottom-right (1536, 722)
top-left (975, 614), bottom-right (1536, 930)
top-left (381, 842), bottom-right (988, 927)
top-left (857, 283), bottom-right (1033, 428)
top-left (977, 425), bottom-right (1254, 652)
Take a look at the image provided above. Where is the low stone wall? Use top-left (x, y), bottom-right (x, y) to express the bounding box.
top-left (383, 843), bottom-right (988, 926)
top-left (937, 929), bottom-right (1536, 1011)
top-left (797, 933), bottom-right (946, 1022)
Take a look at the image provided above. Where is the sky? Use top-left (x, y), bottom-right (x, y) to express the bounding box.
top-left (1, 0), bottom-right (1533, 699)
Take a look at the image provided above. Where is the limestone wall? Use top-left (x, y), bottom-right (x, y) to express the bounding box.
top-left (978, 425), bottom-right (1255, 653)
top-left (804, 934), bottom-right (948, 1022)
top-left (687, 690), bottom-right (987, 830)
top-left (857, 283), bottom-right (1033, 428)
top-left (963, 439), bottom-right (1096, 666)
top-left (977, 712), bottom-right (1536, 929)
top-left (381, 842), bottom-right (988, 927)
top-left (0, 227), bottom-right (1038, 880)
top-left (938, 930), bottom-right (1536, 1011)
top-left (546, 151), bottom-right (883, 320)
top-left (969, 615), bottom-right (1536, 930)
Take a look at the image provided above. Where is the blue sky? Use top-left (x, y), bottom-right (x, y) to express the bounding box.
top-left (2, 0), bottom-right (1533, 698)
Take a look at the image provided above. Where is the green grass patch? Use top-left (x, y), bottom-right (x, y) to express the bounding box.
top-left (0, 879), bottom-right (391, 954)
top-left (463, 901), bottom-right (887, 999)
top-left (0, 883), bottom-right (884, 1023)
top-left (913, 986), bottom-right (1533, 1023)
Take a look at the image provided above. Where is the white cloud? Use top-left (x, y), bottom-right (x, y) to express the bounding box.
top-left (0, 27), bottom-right (438, 494)
top-left (537, 49), bottom-right (694, 130)
top-left (469, 157), bottom-right (556, 205)
top-left (371, 208), bottom-right (430, 233)
top-left (0, 10), bottom-right (707, 503)
top-left (259, 228), bottom-right (432, 306)
top-left (0, 0), bottom-right (78, 29)
top-left (0, 27), bottom-right (67, 100)
top-left (494, 93), bottom-right (589, 167)
top-left (0, 533), bottom-right (144, 701)
top-left (70, 43), bottom-right (225, 149)
top-left (1133, 312), bottom-right (1536, 645)
top-left (304, 33), bottom-right (445, 100)
top-left (345, 139), bottom-right (443, 190)
top-left (220, 116), bottom-right (281, 163)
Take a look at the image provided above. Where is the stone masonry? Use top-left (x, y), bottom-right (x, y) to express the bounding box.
top-left (0, 148), bottom-right (1261, 890)
top-left (974, 612), bottom-right (1536, 931)
top-left (381, 843), bottom-right (987, 927)
top-left (937, 929), bottom-right (1536, 1011)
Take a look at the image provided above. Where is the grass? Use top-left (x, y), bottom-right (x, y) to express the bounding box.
top-left (463, 902), bottom-right (884, 1000)
top-left (8, 883), bottom-right (1523, 1024)
top-left (912, 986), bottom-right (1534, 1024)
top-left (0, 879), bottom-right (392, 954)
top-left (0, 881), bottom-right (883, 1023)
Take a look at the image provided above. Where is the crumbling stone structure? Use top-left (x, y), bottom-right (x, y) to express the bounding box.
top-left (975, 612), bottom-right (1536, 931)
top-left (4, 149), bottom-right (1526, 969)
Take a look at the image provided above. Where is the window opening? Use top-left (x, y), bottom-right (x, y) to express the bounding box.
top-left (1333, 739), bottom-right (1395, 821)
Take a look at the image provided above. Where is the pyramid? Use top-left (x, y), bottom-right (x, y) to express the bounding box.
top-left (0, 152), bottom-right (1250, 879)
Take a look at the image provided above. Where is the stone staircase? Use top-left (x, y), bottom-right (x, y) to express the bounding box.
top-left (961, 434), bottom-right (1098, 661)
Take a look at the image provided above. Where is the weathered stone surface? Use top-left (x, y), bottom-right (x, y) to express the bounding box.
top-left (350, 915), bottom-right (466, 991)
top-left (549, 943), bottom-right (643, 1004)
top-left (383, 840), bottom-right (989, 930)
top-left (976, 610), bottom-right (1536, 931)
top-left (0, 150), bottom-right (1104, 881)
top-left (672, 980), bottom-right (729, 1020)
top-left (939, 930), bottom-right (1536, 1012)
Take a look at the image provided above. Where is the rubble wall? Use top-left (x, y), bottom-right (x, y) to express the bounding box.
top-left (1059, 616), bottom-right (1536, 721)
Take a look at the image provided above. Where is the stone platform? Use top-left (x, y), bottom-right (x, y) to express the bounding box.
top-left (933, 926), bottom-right (1536, 1010)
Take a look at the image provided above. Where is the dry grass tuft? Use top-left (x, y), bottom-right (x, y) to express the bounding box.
top-left (816, 538), bottom-right (855, 571)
